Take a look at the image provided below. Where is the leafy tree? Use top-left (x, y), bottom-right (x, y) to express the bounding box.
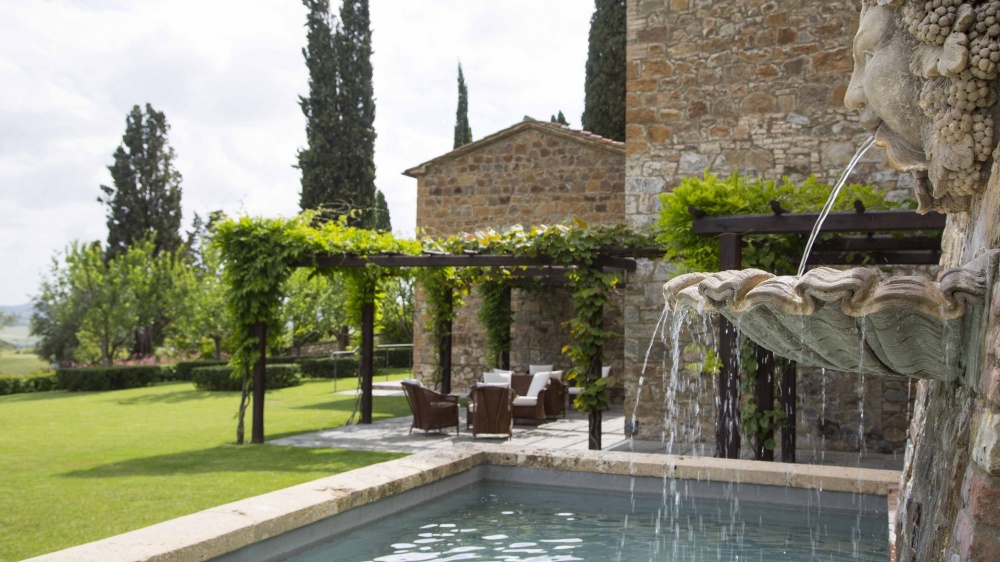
top-left (453, 63), bottom-right (473, 148)
top-left (0, 311), bottom-right (15, 330)
top-left (281, 269), bottom-right (351, 355)
top-left (550, 111), bottom-right (569, 126)
top-left (168, 232), bottom-right (231, 360)
top-left (298, 0), bottom-right (391, 231)
top-left (379, 275), bottom-right (414, 344)
top-left (581, 0), bottom-right (625, 141)
top-left (31, 257), bottom-right (82, 364)
top-left (98, 104), bottom-right (183, 259)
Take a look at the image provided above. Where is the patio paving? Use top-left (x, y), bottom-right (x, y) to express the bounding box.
top-left (272, 382), bottom-right (904, 470)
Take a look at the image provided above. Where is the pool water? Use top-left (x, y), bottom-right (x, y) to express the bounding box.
top-left (285, 482), bottom-right (888, 561)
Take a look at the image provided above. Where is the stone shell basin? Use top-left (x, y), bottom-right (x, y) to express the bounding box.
top-left (663, 251), bottom-right (997, 384)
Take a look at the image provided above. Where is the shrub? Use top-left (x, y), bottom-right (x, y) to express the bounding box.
top-left (55, 366), bottom-right (163, 392)
top-left (300, 356), bottom-right (359, 379)
top-left (266, 356), bottom-right (300, 365)
top-left (374, 346), bottom-right (412, 369)
top-left (172, 360), bottom-right (228, 381)
top-left (0, 373), bottom-right (59, 396)
top-left (191, 364), bottom-right (302, 391)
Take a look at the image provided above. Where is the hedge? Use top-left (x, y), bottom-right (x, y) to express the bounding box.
top-left (191, 364), bottom-right (302, 391)
top-left (0, 373), bottom-right (58, 396)
top-left (299, 356), bottom-right (360, 379)
top-left (172, 360), bottom-right (228, 381)
top-left (374, 347), bottom-right (413, 369)
top-left (56, 366), bottom-right (163, 392)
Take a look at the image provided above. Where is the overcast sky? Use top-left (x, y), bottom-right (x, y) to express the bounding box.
top-left (0, 0), bottom-right (593, 306)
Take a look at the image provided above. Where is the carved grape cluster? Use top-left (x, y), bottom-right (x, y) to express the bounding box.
top-left (901, 0), bottom-right (1000, 207)
top-left (907, 0), bottom-right (962, 46)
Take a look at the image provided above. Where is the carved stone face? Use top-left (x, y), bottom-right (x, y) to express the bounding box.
top-left (846, 5), bottom-right (929, 172)
top-left (846, 1), bottom-right (1000, 214)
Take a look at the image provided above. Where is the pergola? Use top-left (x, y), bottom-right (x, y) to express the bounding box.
top-left (691, 206), bottom-right (947, 461)
top-left (243, 247), bottom-right (657, 449)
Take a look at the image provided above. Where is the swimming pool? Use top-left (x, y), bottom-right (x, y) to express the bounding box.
top-left (214, 464), bottom-right (889, 562)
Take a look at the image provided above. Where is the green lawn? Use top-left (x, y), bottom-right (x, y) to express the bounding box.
top-left (0, 348), bottom-right (49, 377)
top-left (0, 375), bottom-right (411, 561)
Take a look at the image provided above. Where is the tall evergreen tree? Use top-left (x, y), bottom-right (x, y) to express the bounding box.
top-left (581, 0), bottom-right (626, 141)
top-left (98, 104), bottom-right (183, 259)
top-left (298, 0), bottom-right (344, 215)
top-left (299, 0), bottom-right (389, 231)
top-left (550, 111), bottom-right (569, 126)
top-left (453, 63), bottom-right (473, 148)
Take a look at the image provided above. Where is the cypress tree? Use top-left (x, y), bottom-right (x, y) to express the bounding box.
top-left (581, 0), bottom-right (626, 141)
top-left (298, 0), bottom-right (344, 215)
top-left (454, 63), bottom-right (473, 148)
top-left (298, 0), bottom-right (390, 231)
top-left (98, 104), bottom-right (183, 259)
top-left (550, 111), bottom-right (569, 126)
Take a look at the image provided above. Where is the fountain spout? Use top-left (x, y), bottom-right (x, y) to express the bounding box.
top-left (664, 250), bottom-right (998, 387)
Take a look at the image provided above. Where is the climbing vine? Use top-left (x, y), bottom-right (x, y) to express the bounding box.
top-left (477, 270), bottom-right (514, 369)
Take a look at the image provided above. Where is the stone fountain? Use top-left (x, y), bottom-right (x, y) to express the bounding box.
top-left (664, 1), bottom-right (1000, 560)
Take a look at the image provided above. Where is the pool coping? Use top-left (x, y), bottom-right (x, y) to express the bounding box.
top-left (26, 444), bottom-right (901, 562)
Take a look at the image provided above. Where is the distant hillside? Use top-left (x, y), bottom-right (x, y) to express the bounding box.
top-left (0, 303), bottom-right (32, 327)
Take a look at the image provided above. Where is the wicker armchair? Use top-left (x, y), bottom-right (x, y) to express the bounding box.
top-left (510, 372), bottom-right (549, 421)
top-left (401, 380), bottom-right (460, 435)
top-left (542, 372), bottom-right (566, 418)
top-left (468, 385), bottom-right (513, 439)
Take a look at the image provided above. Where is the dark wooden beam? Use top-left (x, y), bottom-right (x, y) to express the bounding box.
top-left (806, 251), bottom-right (941, 266)
top-left (302, 253), bottom-right (638, 272)
top-left (693, 210), bottom-right (946, 235)
top-left (811, 235), bottom-right (942, 251)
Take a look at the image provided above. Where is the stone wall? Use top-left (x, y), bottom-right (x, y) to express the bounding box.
top-left (626, 0), bottom-right (912, 230)
top-left (407, 119), bottom-right (625, 390)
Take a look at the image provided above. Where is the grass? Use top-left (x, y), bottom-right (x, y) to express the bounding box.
top-left (0, 373), bottom-right (412, 561)
top-left (0, 348), bottom-right (49, 377)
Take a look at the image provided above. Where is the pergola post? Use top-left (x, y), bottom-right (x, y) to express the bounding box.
top-left (360, 299), bottom-right (375, 424)
top-left (251, 322), bottom-right (266, 444)
top-left (588, 356), bottom-right (603, 451)
top-left (781, 361), bottom-right (797, 462)
top-left (438, 288), bottom-right (453, 395)
top-left (717, 233), bottom-right (741, 459)
top-left (500, 284), bottom-right (511, 371)
top-left (753, 345), bottom-right (775, 461)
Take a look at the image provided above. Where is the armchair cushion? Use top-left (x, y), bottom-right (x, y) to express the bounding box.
top-left (529, 364), bottom-right (554, 374)
top-left (483, 371), bottom-right (512, 386)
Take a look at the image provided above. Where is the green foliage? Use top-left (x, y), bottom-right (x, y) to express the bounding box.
top-left (300, 356), bottom-right (360, 378)
top-left (0, 373), bottom-right (58, 395)
top-left (550, 111), bottom-right (569, 126)
top-left (379, 276), bottom-right (414, 344)
top-left (98, 103), bottom-right (183, 260)
top-left (168, 224), bottom-right (231, 360)
top-left (656, 171), bottom-right (914, 274)
top-left (374, 346), bottom-right (413, 369)
top-left (454, 62), bottom-right (473, 148)
top-left (0, 311), bottom-right (15, 329)
top-left (582, 0), bottom-right (625, 141)
top-left (56, 365), bottom-right (162, 392)
top-left (192, 364), bottom-right (301, 391)
top-left (477, 272), bottom-right (513, 368)
top-left (282, 269), bottom-right (350, 354)
top-left (415, 267), bottom-right (471, 384)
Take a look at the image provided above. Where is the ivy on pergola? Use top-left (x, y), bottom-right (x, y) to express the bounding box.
top-left (214, 214), bottom-right (657, 448)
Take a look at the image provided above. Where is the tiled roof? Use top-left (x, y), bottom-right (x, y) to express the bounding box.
top-left (403, 116), bottom-right (624, 178)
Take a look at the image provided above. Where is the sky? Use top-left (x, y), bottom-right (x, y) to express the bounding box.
top-left (0, 0), bottom-right (593, 306)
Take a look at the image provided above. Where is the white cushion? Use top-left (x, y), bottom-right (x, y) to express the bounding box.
top-left (492, 368), bottom-right (514, 376)
top-left (529, 364), bottom-right (554, 374)
top-left (512, 396), bottom-right (537, 406)
top-left (525, 372), bottom-right (550, 398)
top-left (401, 378), bottom-right (422, 387)
top-left (602, 366), bottom-right (611, 377)
top-left (547, 370), bottom-right (564, 382)
top-left (567, 386), bottom-right (582, 395)
top-left (483, 372), bottom-right (511, 386)
top-left (479, 382), bottom-right (509, 388)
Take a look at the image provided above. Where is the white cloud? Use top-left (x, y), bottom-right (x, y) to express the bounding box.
top-left (0, 0), bottom-right (592, 305)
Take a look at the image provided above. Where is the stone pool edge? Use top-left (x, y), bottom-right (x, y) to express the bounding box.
top-left (26, 445), bottom-right (901, 562)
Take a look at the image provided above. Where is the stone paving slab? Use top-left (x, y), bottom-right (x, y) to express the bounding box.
top-left (270, 409), bottom-right (628, 453)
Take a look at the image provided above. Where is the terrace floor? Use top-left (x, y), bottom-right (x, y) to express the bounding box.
top-left (271, 383), bottom-right (904, 471)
